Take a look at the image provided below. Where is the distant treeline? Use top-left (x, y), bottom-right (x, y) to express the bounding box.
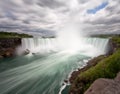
top-left (0, 31), bottom-right (33, 38)
top-left (91, 34), bottom-right (120, 38)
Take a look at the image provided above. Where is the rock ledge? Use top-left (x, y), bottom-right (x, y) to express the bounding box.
top-left (85, 72), bottom-right (120, 94)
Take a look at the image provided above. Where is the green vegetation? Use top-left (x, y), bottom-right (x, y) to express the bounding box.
top-left (0, 31), bottom-right (33, 38)
top-left (71, 36), bottom-right (120, 94)
top-left (91, 34), bottom-right (120, 38)
top-left (112, 36), bottom-right (120, 48)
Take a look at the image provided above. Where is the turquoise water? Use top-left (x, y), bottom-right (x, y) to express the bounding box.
top-left (0, 52), bottom-right (90, 94)
top-left (0, 38), bottom-right (108, 94)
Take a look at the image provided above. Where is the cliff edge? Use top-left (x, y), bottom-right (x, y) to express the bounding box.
top-left (0, 38), bottom-right (21, 58)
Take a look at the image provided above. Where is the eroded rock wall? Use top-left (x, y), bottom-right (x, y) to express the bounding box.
top-left (0, 38), bottom-right (21, 58)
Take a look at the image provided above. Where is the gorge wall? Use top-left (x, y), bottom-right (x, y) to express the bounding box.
top-left (0, 38), bottom-right (21, 58)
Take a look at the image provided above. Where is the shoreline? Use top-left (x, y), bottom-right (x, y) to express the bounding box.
top-left (67, 55), bottom-right (106, 94)
top-left (69, 37), bottom-right (120, 94)
top-left (61, 55), bottom-right (105, 93)
top-left (61, 58), bottom-right (89, 92)
top-left (60, 38), bottom-right (114, 94)
top-left (69, 55), bottom-right (106, 84)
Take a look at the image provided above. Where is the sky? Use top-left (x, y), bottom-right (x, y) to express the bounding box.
top-left (0, 0), bottom-right (120, 36)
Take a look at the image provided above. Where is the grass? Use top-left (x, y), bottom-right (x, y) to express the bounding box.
top-left (71, 36), bottom-right (120, 94)
top-left (0, 31), bottom-right (33, 38)
top-left (112, 36), bottom-right (120, 47)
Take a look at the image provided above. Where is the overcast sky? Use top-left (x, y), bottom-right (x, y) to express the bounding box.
top-left (0, 0), bottom-right (120, 36)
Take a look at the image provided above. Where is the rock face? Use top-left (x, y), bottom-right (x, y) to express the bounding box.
top-left (85, 72), bottom-right (120, 94)
top-left (107, 38), bottom-right (120, 56)
top-left (106, 39), bottom-right (114, 56)
top-left (0, 38), bottom-right (21, 58)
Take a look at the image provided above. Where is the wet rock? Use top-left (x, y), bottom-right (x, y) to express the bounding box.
top-left (62, 83), bottom-right (65, 86)
top-left (23, 49), bottom-right (30, 55)
top-left (64, 79), bottom-right (68, 83)
top-left (32, 53), bottom-right (35, 55)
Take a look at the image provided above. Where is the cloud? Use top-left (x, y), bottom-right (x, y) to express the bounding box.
top-left (87, 1), bottom-right (108, 14)
top-left (82, 0), bottom-right (120, 34)
top-left (0, 0), bottom-right (120, 36)
top-left (36, 0), bottom-right (65, 9)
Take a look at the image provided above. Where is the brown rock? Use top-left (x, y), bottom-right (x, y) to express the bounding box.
top-left (0, 55), bottom-right (3, 59)
top-left (85, 77), bottom-right (120, 94)
top-left (0, 38), bottom-right (21, 58)
top-left (115, 72), bottom-right (120, 82)
top-left (64, 79), bottom-right (68, 83)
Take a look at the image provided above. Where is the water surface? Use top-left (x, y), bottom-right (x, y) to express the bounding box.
top-left (0, 38), bottom-right (108, 94)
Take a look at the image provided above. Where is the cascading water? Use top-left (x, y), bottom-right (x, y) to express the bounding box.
top-left (0, 37), bottom-right (109, 94)
top-left (20, 38), bottom-right (58, 54)
top-left (18, 38), bottom-right (108, 57)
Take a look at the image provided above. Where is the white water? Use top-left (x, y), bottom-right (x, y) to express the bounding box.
top-left (0, 37), bottom-right (109, 94)
top-left (18, 38), bottom-right (108, 57)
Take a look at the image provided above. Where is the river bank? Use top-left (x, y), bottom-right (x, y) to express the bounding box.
top-left (69, 36), bottom-right (120, 94)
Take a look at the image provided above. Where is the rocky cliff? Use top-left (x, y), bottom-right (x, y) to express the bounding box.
top-left (0, 38), bottom-right (21, 58)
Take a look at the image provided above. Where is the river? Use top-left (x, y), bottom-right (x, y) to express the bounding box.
top-left (0, 38), bottom-right (108, 94)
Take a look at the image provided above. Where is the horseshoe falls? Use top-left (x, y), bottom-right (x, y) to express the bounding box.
top-left (0, 38), bottom-right (109, 94)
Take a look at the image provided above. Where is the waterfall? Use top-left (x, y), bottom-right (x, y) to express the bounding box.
top-left (85, 38), bottom-right (109, 56)
top-left (21, 38), bottom-right (57, 53)
top-left (18, 38), bottom-right (109, 57)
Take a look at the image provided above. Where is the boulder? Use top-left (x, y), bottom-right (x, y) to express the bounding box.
top-left (85, 72), bottom-right (120, 94)
top-left (115, 72), bottom-right (120, 82)
top-left (22, 49), bottom-right (30, 55)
